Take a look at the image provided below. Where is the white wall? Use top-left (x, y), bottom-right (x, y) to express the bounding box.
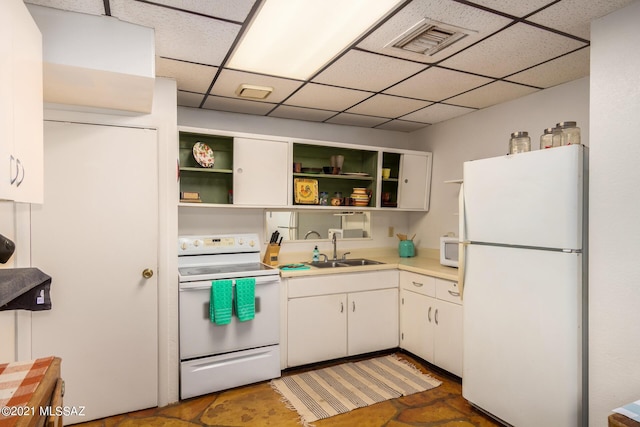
top-left (408, 77), bottom-right (590, 249)
top-left (589, 2), bottom-right (640, 425)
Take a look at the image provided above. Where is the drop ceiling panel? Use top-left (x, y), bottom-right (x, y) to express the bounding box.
top-left (347, 94), bottom-right (430, 118)
top-left (203, 96), bottom-right (276, 115)
top-left (376, 120), bottom-right (430, 132)
top-left (269, 105), bottom-right (338, 122)
top-left (384, 66), bottom-right (494, 101)
top-left (110, 0), bottom-right (240, 66)
top-left (326, 113), bottom-right (390, 128)
top-left (24, 0), bottom-right (105, 15)
top-left (401, 103), bottom-right (475, 123)
top-left (446, 80), bottom-right (539, 109)
top-left (284, 83), bottom-right (372, 111)
top-left (507, 47), bottom-right (590, 88)
top-left (439, 22), bottom-right (587, 78)
top-left (527, 0), bottom-right (634, 40)
top-left (29, 0), bottom-right (634, 132)
top-left (156, 58), bottom-right (217, 93)
top-left (312, 50), bottom-right (426, 92)
top-left (177, 91), bottom-right (204, 108)
top-left (145, 0), bottom-right (256, 22)
top-left (358, 0), bottom-right (512, 64)
top-left (210, 69), bottom-right (304, 103)
top-left (463, 0), bottom-right (554, 18)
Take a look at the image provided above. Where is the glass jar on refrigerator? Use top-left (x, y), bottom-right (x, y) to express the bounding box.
top-left (557, 121), bottom-right (581, 146)
top-left (540, 127), bottom-right (562, 149)
top-left (509, 131), bottom-right (531, 154)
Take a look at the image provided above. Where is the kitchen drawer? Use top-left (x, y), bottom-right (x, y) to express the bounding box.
top-left (399, 271), bottom-right (435, 297)
top-left (288, 270), bottom-right (398, 298)
top-left (435, 278), bottom-right (462, 305)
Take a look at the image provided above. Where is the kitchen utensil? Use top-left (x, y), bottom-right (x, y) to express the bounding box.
top-left (301, 167), bottom-right (322, 174)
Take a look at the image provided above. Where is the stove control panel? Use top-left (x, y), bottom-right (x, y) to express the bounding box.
top-left (178, 233), bottom-right (258, 255)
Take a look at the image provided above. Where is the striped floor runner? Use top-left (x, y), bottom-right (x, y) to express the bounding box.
top-left (271, 354), bottom-right (441, 426)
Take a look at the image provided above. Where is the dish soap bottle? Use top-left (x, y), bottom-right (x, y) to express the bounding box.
top-left (312, 246), bottom-right (319, 262)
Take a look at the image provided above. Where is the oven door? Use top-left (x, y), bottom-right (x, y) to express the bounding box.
top-left (179, 274), bottom-right (280, 360)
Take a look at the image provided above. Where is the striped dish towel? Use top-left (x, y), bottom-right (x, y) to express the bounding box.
top-left (234, 278), bottom-right (255, 321)
top-left (210, 279), bottom-right (233, 325)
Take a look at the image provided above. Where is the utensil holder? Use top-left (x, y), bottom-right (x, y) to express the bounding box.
top-left (263, 244), bottom-right (280, 266)
top-left (398, 240), bottom-right (415, 258)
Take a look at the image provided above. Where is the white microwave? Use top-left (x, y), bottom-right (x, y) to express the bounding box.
top-left (440, 236), bottom-right (459, 268)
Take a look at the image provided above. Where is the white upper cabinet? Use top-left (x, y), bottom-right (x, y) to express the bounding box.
top-left (381, 151), bottom-right (432, 211)
top-left (233, 137), bottom-right (288, 206)
top-left (0, 0), bottom-right (43, 203)
top-left (398, 152), bottom-right (432, 211)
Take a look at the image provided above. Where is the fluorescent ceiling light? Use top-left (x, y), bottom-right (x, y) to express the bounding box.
top-left (228, 0), bottom-right (401, 80)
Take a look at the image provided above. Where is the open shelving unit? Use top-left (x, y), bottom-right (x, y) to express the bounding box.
top-left (178, 132), bottom-right (233, 205)
top-left (292, 143), bottom-right (378, 208)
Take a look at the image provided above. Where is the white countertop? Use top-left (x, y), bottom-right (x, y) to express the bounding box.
top-left (278, 253), bottom-right (458, 282)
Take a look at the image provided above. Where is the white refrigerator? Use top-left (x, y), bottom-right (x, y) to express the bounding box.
top-left (460, 144), bottom-right (588, 427)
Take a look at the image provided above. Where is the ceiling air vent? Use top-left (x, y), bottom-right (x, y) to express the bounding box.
top-left (387, 19), bottom-right (475, 56)
top-left (235, 84), bottom-right (273, 100)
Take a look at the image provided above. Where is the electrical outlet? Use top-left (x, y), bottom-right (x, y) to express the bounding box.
top-left (388, 226), bottom-right (394, 237)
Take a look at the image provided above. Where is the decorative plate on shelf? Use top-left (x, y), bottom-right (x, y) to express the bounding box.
top-left (341, 172), bottom-right (369, 177)
top-left (192, 142), bottom-right (215, 168)
top-left (294, 178), bottom-right (319, 204)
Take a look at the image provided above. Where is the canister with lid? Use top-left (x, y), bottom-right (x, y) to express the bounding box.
top-left (557, 121), bottom-right (581, 146)
top-left (540, 127), bottom-right (562, 149)
top-left (509, 131), bottom-right (531, 154)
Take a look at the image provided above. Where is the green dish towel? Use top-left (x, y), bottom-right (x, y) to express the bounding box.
top-left (210, 279), bottom-right (233, 325)
top-left (234, 278), bottom-right (256, 322)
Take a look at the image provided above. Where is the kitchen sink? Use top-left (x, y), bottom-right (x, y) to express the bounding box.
top-left (337, 258), bottom-right (384, 266)
top-left (306, 259), bottom-right (384, 268)
top-left (306, 261), bottom-right (347, 268)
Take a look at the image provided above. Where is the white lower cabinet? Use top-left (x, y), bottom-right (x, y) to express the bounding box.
top-left (399, 271), bottom-right (463, 377)
top-left (286, 271), bottom-right (398, 367)
top-left (288, 293), bottom-right (348, 366)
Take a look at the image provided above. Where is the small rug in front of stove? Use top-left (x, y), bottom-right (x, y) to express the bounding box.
top-left (270, 354), bottom-right (441, 426)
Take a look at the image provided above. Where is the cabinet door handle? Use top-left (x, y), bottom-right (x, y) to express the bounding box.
top-left (404, 179), bottom-right (408, 183)
top-left (412, 281), bottom-right (423, 287)
top-left (435, 308), bottom-right (439, 325)
top-left (340, 302), bottom-right (344, 313)
top-left (15, 158), bottom-right (24, 187)
top-left (448, 290), bottom-right (460, 297)
top-left (428, 306), bottom-right (432, 323)
top-left (352, 301), bottom-right (355, 312)
top-left (9, 155), bottom-right (17, 185)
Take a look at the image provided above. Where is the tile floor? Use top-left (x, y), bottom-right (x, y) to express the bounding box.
top-left (78, 351), bottom-right (502, 427)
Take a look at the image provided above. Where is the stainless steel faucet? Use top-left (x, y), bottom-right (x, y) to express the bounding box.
top-left (332, 232), bottom-right (338, 260)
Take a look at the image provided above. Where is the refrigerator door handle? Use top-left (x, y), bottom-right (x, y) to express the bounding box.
top-left (458, 182), bottom-right (467, 300)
